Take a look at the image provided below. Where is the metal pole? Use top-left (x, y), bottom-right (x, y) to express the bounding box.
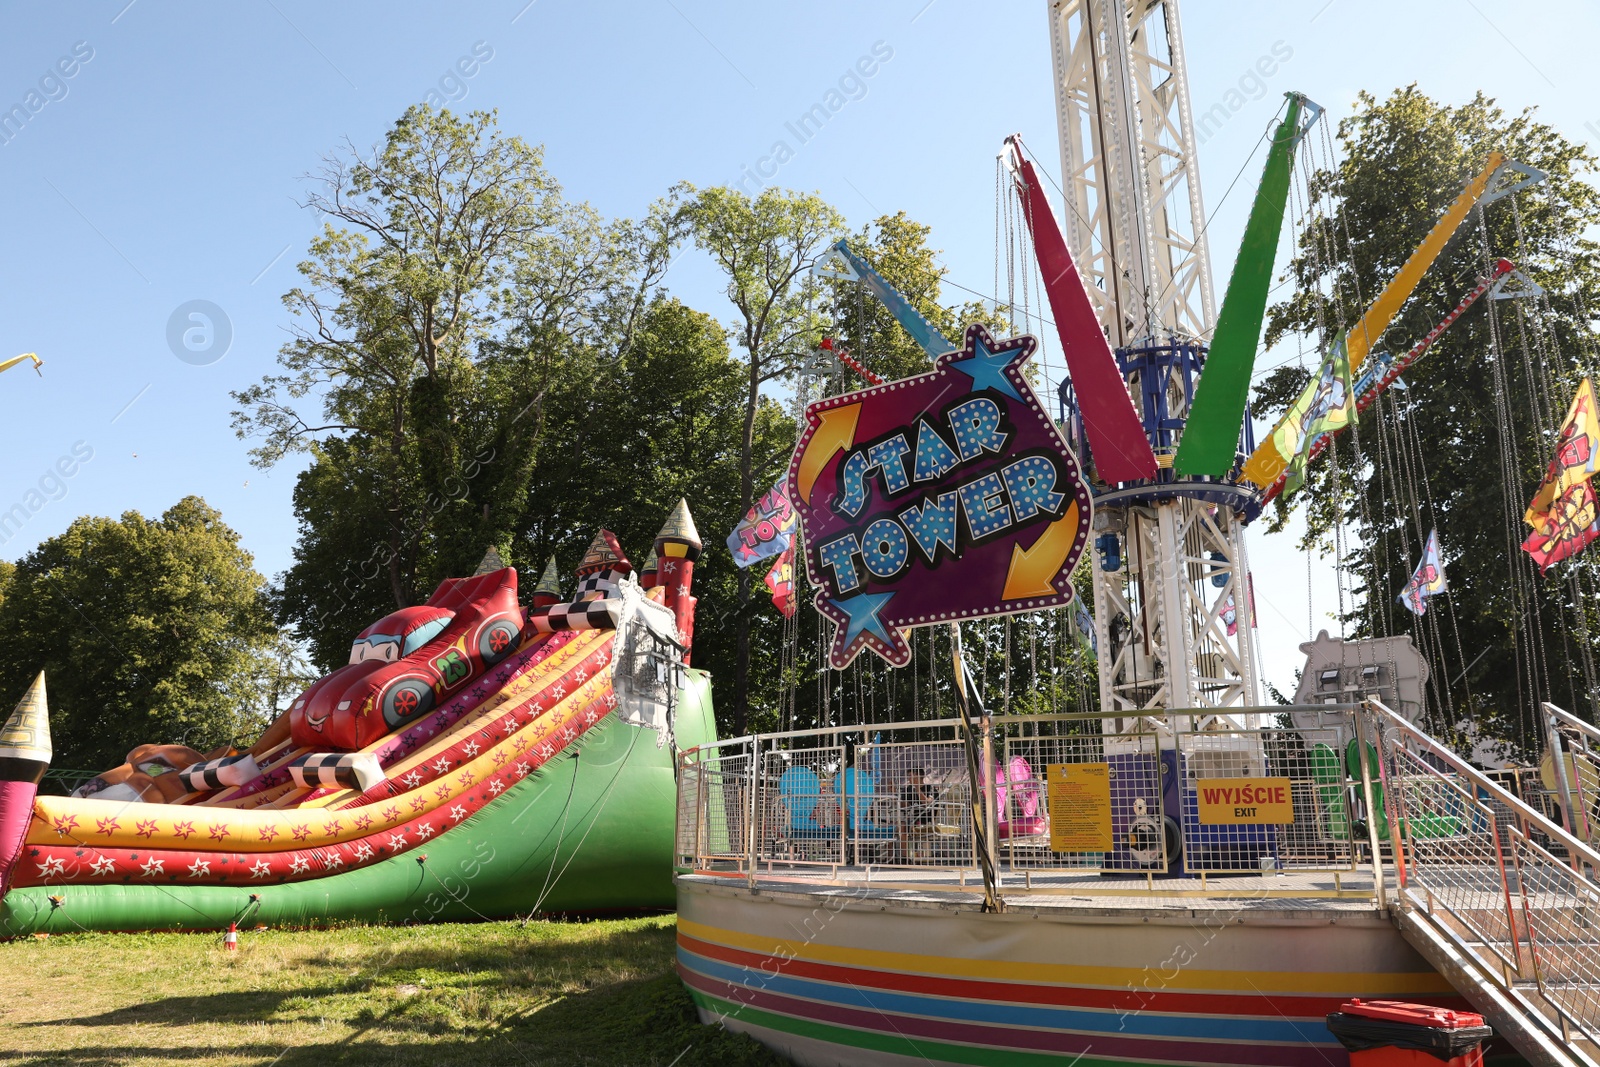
top-left (1353, 704), bottom-right (1388, 910)
top-left (1543, 705), bottom-right (1586, 843)
top-left (950, 622), bottom-right (1005, 912)
top-left (747, 736), bottom-right (761, 889)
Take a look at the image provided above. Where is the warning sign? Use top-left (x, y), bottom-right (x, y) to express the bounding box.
top-left (1195, 777), bottom-right (1295, 824)
top-left (1046, 762), bottom-right (1112, 852)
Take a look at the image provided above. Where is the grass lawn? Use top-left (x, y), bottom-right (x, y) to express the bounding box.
top-left (0, 916), bottom-right (786, 1066)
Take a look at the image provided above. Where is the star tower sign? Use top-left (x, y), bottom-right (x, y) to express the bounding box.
top-left (787, 323), bottom-right (1094, 669)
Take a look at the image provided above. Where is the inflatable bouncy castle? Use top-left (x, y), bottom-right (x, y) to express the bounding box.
top-left (0, 502), bottom-right (713, 933)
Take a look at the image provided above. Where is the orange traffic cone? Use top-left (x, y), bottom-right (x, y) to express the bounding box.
top-left (224, 922), bottom-right (238, 951)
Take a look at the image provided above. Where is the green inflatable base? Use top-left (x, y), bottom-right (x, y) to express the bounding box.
top-left (0, 670), bottom-right (715, 935)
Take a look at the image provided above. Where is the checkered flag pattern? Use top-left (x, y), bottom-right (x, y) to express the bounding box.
top-left (573, 570), bottom-right (621, 600)
top-left (528, 599), bottom-right (620, 635)
top-left (289, 751), bottom-right (384, 793)
top-left (178, 753), bottom-right (261, 792)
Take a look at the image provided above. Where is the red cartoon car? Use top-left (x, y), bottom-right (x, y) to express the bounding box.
top-left (289, 568), bottom-right (524, 751)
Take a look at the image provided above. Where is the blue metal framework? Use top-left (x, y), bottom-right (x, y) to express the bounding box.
top-left (1057, 338), bottom-right (1257, 508)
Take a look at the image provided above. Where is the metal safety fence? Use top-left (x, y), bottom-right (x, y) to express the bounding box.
top-left (1371, 698), bottom-right (1600, 1054)
top-left (676, 705), bottom-right (1373, 885)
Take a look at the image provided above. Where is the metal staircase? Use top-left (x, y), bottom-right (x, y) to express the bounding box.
top-left (1366, 700), bottom-right (1600, 1067)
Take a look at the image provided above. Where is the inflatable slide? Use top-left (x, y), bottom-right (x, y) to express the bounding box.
top-left (0, 502), bottom-right (712, 933)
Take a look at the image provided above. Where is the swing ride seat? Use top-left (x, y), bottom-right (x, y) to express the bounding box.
top-left (773, 765), bottom-right (839, 859)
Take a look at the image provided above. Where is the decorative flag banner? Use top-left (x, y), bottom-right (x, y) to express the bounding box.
top-left (1284, 333), bottom-right (1354, 497)
top-left (764, 545), bottom-right (796, 618)
top-left (787, 322), bottom-right (1094, 669)
top-left (1522, 479), bottom-right (1600, 574)
top-left (1525, 378), bottom-right (1599, 526)
top-left (726, 480), bottom-right (796, 568)
top-left (1397, 529), bottom-right (1447, 616)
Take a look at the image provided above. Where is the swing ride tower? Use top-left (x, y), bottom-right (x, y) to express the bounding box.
top-left (1045, 0), bottom-right (1260, 717)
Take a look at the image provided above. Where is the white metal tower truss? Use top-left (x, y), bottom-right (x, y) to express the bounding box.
top-left (1047, 0), bottom-right (1261, 722)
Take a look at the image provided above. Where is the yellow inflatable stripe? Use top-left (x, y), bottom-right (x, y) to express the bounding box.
top-left (676, 918), bottom-right (1454, 995)
top-left (30, 648), bottom-right (614, 852)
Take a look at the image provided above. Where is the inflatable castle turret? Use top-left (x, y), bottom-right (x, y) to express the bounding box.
top-left (0, 673), bottom-right (50, 897)
top-left (653, 499), bottom-right (702, 662)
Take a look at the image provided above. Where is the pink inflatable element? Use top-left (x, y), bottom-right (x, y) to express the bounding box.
top-left (0, 780), bottom-right (38, 895)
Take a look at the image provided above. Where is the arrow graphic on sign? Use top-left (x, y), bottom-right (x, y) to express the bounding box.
top-left (1001, 504), bottom-right (1080, 601)
top-left (796, 402), bottom-right (861, 504)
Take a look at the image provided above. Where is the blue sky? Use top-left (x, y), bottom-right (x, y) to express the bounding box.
top-left (0, 0), bottom-right (1591, 698)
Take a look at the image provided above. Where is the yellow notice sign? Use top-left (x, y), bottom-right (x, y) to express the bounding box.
top-left (1046, 762), bottom-right (1112, 852)
top-left (1196, 778), bottom-right (1295, 824)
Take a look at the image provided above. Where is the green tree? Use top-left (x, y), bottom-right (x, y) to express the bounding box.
top-left (238, 106), bottom-right (683, 665)
top-left (0, 497), bottom-right (281, 770)
top-left (1256, 86), bottom-right (1600, 752)
top-left (684, 186), bottom-right (845, 734)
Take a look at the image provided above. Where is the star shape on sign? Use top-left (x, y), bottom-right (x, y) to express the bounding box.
top-left (90, 856), bottom-right (115, 876)
top-left (249, 859), bottom-right (272, 879)
top-left (831, 591), bottom-right (897, 649)
top-left (37, 857), bottom-right (65, 877)
top-left (948, 328), bottom-right (1027, 401)
top-left (141, 857), bottom-right (165, 877)
top-left (188, 858), bottom-right (211, 878)
top-left (288, 856), bottom-right (310, 875)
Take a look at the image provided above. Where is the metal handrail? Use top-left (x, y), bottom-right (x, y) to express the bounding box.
top-left (1366, 698), bottom-right (1600, 866)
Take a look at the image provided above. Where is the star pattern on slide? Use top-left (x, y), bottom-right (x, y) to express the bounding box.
top-left (449, 805), bottom-right (467, 822)
top-left (948, 328), bottom-right (1027, 401)
top-left (250, 860), bottom-right (272, 878)
top-left (90, 856), bottom-right (115, 876)
top-left (188, 858), bottom-right (211, 878)
top-left (141, 857), bottom-right (165, 877)
top-left (289, 856), bottom-right (310, 875)
top-left (51, 814), bottom-right (78, 837)
top-left (416, 822), bottom-right (435, 840)
top-left (352, 842), bottom-right (374, 862)
top-left (172, 821), bottom-right (195, 840)
top-left (37, 857), bottom-right (65, 877)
